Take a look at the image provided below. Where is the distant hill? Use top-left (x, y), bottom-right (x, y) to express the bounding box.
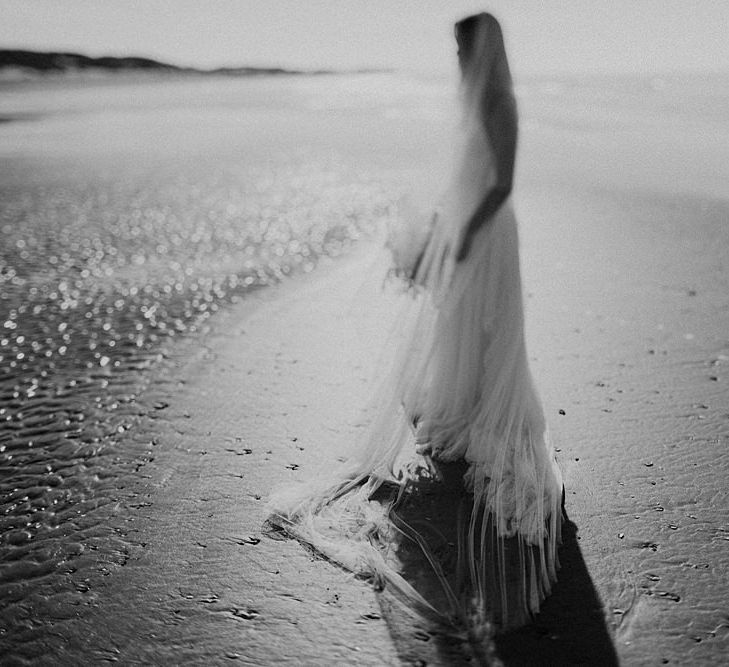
top-left (0, 49), bottom-right (339, 77)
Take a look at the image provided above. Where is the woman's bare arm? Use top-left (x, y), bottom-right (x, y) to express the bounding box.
top-left (456, 93), bottom-right (517, 261)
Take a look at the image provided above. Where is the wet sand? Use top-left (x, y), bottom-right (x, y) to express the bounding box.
top-left (3, 72), bottom-right (729, 664)
top-left (0, 74), bottom-right (396, 643)
top-left (2, 248), bottom-right (405, 665)
top-left (13, 163), bottom-right (728, 664)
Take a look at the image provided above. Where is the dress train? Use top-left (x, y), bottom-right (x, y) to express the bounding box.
top-left (270, 122), bottom-right (563, 632)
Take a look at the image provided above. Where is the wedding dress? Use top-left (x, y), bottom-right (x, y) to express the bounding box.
top-left (270, 14), bottom-right (563, 632)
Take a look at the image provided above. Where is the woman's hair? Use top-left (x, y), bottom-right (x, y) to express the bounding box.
top-left (455, 12), bottom-right (513, 115)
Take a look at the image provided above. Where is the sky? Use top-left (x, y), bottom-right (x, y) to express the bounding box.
top-left (1, 0), bottom-right (728, 76)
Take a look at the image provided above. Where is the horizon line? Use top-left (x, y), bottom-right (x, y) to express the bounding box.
top-left (2, 46), bottom-right (728, 80)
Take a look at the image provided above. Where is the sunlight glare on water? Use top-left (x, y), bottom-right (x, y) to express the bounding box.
top-left (0, 72), bottom-right (454, 660)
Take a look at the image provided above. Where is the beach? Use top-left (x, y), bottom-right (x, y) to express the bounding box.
top-left (1, 71), bottom-right (728, 664)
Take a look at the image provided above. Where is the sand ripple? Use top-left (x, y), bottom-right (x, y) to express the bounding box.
top-left (0, 154), bottom-right (396, 614)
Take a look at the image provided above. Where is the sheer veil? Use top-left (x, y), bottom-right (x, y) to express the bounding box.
top-left (459, 13), bottom-right (513, 124)
top-left (270, 13), bottom-right (563, 635)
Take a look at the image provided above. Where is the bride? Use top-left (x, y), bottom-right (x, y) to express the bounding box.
top-left (271, 12), bottom-right (564, 633)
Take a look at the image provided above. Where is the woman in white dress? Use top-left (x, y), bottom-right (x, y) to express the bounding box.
top-left (271, 12), bottom-right (564, 633)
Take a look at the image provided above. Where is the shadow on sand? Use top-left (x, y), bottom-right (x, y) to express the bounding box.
top-left (374, 461), bottom-right (619, 666)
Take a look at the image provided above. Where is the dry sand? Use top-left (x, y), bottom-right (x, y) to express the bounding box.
top-left (54, 165), bottom-right (729, 664)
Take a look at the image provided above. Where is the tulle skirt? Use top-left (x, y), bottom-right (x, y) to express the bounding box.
top-left (270, 198), bottom-right (563, 632)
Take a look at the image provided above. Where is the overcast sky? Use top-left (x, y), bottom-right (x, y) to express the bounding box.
top-left (2, 0), bottom-right (728, 76)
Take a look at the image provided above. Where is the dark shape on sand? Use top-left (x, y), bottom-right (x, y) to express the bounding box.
top-left (494, 516), bottom-right (619, 665)
top-left (369, 461), bottom-right (618, 665)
